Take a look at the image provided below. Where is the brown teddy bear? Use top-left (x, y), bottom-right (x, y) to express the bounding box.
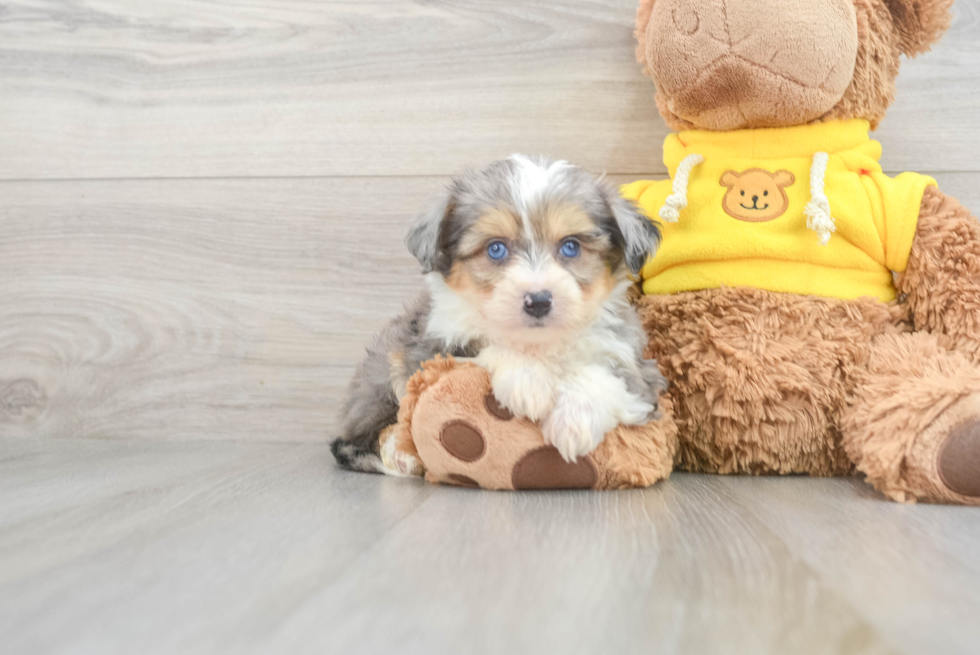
top-left (387, 0), bottom-right (980, 503)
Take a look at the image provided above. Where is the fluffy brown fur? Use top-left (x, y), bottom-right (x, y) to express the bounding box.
top-left (885, 0), bottom-right (954, 56)
top-left (592, 395), bottom-right (678, 489)
top-left (639, 288), bottom-right (908, 476)
top-left (821, 0), bottom-right (904, 129)
top-left (898, 186), bottom-right (980, 365)
top-left (841, 332), bottom-right (980, 504)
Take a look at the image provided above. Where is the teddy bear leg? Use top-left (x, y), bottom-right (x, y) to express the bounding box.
top-left (407, 361), bottom-right (677, 490)
top-left (589, 393), bottom-right (679, 490)
top-left (840, 332), bottom-right (980, 504)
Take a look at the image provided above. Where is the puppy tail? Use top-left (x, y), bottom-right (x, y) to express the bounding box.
top-left (330, 437), bottom-right (385, 474)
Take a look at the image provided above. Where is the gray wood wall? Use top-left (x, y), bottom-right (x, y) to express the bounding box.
top-left (2, 0), bottom-right (979, 443)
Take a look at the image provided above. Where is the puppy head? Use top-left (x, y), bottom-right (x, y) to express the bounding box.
top-left (405, 155), bottom-right (660, 346)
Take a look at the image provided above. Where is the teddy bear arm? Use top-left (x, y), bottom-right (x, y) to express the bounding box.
top-left (897, 186), bottom-right (980, 364)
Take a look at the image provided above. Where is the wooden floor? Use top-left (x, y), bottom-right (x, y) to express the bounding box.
top-left (5, 437), bottom-right (980, 655)
top-left (3, 0), bottom-right (980, 652)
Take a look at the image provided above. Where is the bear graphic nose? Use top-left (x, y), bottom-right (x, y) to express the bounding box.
top-left (523, 291), bottom-right (552, 319)
top-left (752, 195), bottom-right (759, 203)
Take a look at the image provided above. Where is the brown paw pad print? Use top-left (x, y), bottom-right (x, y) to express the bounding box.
top-left (436, 393), bottom-right (518, 467)
top-left (440, 420), bottom-right (486, 462)
top-left (436, 393), bottom-right (511, 488)
top-left (485, 393), bottom-right (514, 420)
top-left (938, 420), bottom-right (980, 497)
top-left (447, 473), bottom-right (480, 488)
top-left (511, 446), bottom-right (598, 490)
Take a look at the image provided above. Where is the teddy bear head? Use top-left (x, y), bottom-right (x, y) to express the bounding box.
top-left (635, 0), bottom-right (953, 131)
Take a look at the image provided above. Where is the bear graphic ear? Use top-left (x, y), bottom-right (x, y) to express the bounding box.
top-left (883, 0), bottom-right (953, 58)
top-left (720, 171), bottom-right (740, 187)
top-left (773, 170), bottom-right (796, 187)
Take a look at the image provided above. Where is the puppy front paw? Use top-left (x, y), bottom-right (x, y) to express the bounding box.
top-left (542, 399), bottom-right (610, 462)
top-left (488, 365), bottom-right (557, 422)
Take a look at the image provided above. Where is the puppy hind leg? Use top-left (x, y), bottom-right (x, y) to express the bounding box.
top-left (379, 424), bottom-right (425, 477)
top-left (332, 388), bottom-right (399, 474)
top-left (330, 428), bottom-right (424, 477)
top-left (330, 435), bottom-right (386, 474)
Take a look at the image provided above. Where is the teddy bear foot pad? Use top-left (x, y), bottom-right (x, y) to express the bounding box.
top-left (937, 419), bottom-right (980, 498)
top-left (419, 388), bottom-right (599, 491)
top-left (412, 367), bottom-right (599, 489)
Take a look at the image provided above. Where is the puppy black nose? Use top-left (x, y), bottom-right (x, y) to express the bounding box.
top-left (523, 291), bottom-right (552, 318)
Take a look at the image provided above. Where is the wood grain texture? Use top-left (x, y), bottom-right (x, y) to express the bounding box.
top-left (4, 173), bottom-right (977, 443)
top-left (0, 0), bottom-right (978, 180)
top-left (0, 176), bottom-right (434, 441)
top-left (5, 438), bottom-right (980, 655)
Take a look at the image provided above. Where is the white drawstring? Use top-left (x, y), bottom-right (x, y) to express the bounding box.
top-left (804, 151), bottom-right (835, 245)
top-left (661, 150), bottom-right (835, 245)
top-left (659, 153), bottom-right (704, 223)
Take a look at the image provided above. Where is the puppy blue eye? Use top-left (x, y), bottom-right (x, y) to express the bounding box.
top-left (486, 241), bottom-right (508, 261)
top-left (560, 239), bottom-right (581, 258)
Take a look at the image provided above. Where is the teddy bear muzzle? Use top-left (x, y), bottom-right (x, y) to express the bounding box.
top-left (643, 0), bottom-right (859, 130)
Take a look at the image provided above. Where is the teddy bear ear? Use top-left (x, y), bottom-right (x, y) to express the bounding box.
top-left (634, 0), bottom-right (657, 69)
top-left (883, 0), bottom-right (954, 58)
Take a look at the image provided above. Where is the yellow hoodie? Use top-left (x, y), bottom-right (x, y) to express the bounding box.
top-left (622, 119), bottom-right (936, 302)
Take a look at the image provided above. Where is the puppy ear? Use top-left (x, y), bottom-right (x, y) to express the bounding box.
top-left (601, 184), bottom-right (661, 276)
top-left (405, 193), bottom-right (455, 274)
top-left (884, 0), bottom-right (953, 57)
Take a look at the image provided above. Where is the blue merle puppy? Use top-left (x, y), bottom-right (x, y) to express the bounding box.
top-left (332, 155), bottom-right (667, 475)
